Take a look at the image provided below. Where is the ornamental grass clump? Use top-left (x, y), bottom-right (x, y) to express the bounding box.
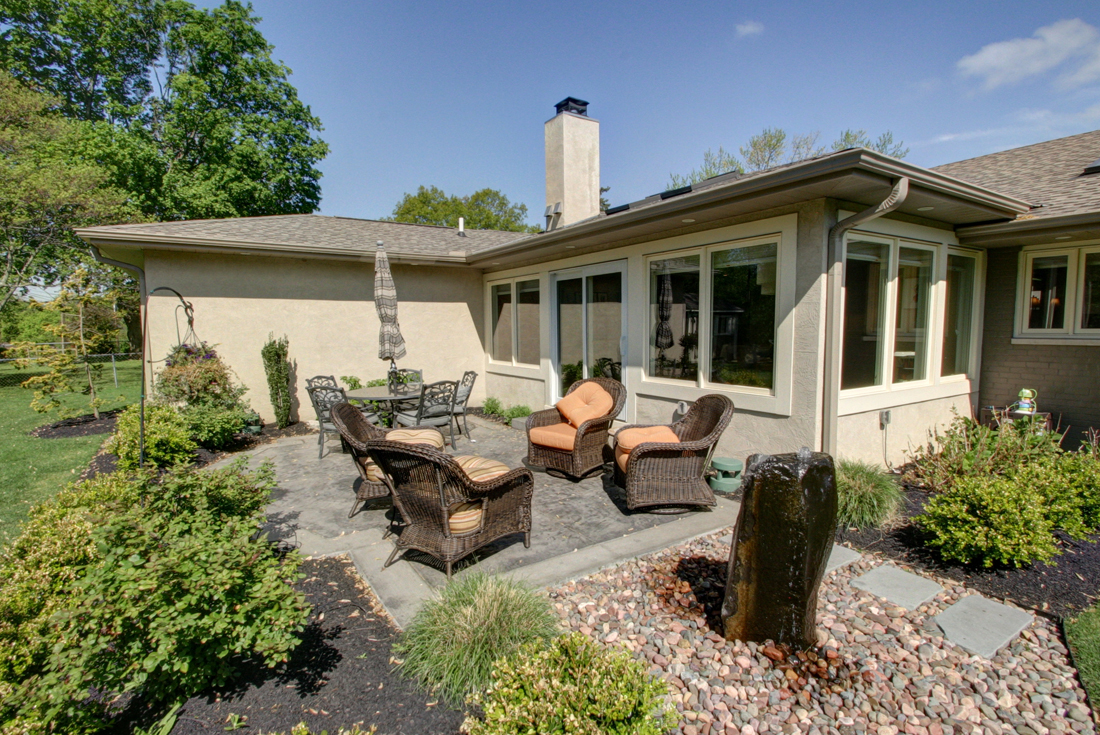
top-left (394, 573), bottom-right (559, 704)
top-left (836, 458), bottom-right (903, 529)
top-left (463, 633), bottom-right (676, 735)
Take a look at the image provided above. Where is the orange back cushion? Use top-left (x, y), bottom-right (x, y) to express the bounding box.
top-left (556, 382), bottom-right (615, 429)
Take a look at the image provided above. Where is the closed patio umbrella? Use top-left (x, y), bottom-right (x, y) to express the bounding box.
top-left (374, 241), bottom-right (407, 368)
top-left (655, 273), bottom-right (674, 351)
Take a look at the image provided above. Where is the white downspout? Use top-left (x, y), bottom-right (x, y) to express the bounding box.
top-left (821, 178), bottom-right (909, 457)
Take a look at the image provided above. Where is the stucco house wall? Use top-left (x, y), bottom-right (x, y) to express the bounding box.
top-left (143, 250), bottom-right (486, 423)
top-left (979, 247), bottom-right (1100, 442)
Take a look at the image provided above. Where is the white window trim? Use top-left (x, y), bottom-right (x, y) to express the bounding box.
top-left (640, 225), bottom-right (797, 417)
top-left (838, 222), bottom-right (983, 415)
top-left (485, 274), bottom-right (542, 370)
top-left (1012, 240), bottom-right (1100, 343)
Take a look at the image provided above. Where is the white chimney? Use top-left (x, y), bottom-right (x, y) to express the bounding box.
top-left (545, 97), bottom-right (599, 231)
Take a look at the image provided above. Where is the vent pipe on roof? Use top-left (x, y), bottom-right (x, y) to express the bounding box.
top-left (457, 217), bottom-right (466, 236)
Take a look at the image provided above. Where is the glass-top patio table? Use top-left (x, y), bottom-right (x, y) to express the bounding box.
top-left (345, 386), bottom-right (417, 423)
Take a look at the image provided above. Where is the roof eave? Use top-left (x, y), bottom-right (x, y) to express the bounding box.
top-left (956, 210), bottom-right (1100, 248)
top-left (76, 229), bottom-right (470, 266)
top-left (467, 150), bottom-right (1031, 266)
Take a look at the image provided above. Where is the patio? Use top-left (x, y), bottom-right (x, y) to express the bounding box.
top-left (212, 414), bottom-right (740, 627)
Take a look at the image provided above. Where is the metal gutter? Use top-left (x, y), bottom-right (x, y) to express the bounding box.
top-left (821, 178), bottom-right (910, 458)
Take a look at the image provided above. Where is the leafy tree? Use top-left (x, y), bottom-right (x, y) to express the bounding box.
top-left (0, 71), bottom-right (134, 313)
top-left (0, 0), bottom-right (329, 221)
top-left (17, 268), bottom-right (124, 418)
top-left (387, 185), bottom-right (539, 233)
top-left (670, 127), bottom-right (908, 186)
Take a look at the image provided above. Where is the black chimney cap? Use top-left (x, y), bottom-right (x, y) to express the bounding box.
top-left (554, 97), bottom-right (589, 116)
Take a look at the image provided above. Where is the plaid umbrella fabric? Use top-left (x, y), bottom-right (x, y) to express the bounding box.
top-left (374, 241), bottom-right (407, 364)
top-left (655, 273), bottom-right (674, 351)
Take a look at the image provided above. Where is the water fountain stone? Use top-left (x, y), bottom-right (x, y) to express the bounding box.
top-left (720, 448), bottom-right (838, 648)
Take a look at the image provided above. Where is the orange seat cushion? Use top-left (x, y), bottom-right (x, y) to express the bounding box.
top-left (556, 382), bottom-right (615, 429)
top-left (453, 455), bottom-right (510, 482)
top-left (528, 422), bottom-right (577, 451)
top-left (448, 501), bottom-right (483, 534)
top-left (614, 426), bottom-right (681, 472)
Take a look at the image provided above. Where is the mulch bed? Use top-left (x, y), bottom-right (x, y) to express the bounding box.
top-left (173, 556), bottom-right (464, 735)
top-left (30, 409), bottom-right (123, 439)
top-left (837, 484), bottom-right (1100, 620)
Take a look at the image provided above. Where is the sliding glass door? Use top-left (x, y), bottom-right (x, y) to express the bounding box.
top-left (551, 261), bottom-right (627, 401)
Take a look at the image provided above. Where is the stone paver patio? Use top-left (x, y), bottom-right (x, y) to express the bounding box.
top-left (212, 415), bottom-right (739, 627)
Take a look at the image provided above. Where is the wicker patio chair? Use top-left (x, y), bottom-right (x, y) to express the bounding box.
top-left (612, 394), bottom-right (734, 513)
top-left (306, 375), bottom-right (340, 389)
top-left (394, 380), bottom-right (459, 447)
top-left (451, 370), bottom-right (478, 440)
top-left (331, 402), bottom-right (446, 518)
top-left (525, 378), bottom-right (626, 479)
top-left (306, 385), bottom-right (349, 459)
top-left (364, 439), bottom-right (534, 578)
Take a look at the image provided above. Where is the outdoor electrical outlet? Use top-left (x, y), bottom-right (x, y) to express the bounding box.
top-left (880, 410), bottom-right (891, 430)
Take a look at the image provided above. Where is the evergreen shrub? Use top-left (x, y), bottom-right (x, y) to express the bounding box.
top-left (106, 404), bottom-right (196, 470)
top-left (261, 335), bottom-right (292, 428)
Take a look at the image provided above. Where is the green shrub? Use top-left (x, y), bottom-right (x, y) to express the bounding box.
top-left (394, 573), bottom-right (559, 704)
top-left (501, 404), bottom-right (531, 421)
top-left (464, 633), bottom-right (676, 735)
top-left (154, 342), bottom-right (247, 410)
top-left (482, 397), bottom-right (503, 416)
top-left (1, 461), bottom-right (283, 730)
top-left (907, 411), bottom-right (1063, 491)
top-left (340, 375), bottom-right (363, 390)
top-left (106, 404), bottom-right (197, 470)
top-left (1062, 450), bottom-right (1100, 529)
top-left (836, 459), bottom-right (903, 529)
top-left (918, 473), bottom-right (1058, 567)
top-left (364, 377), bottom-right (388, 388)
top-left (261, 335), bottom-right (292, 429)
top-left (182, 404), bottom-right (248, 449)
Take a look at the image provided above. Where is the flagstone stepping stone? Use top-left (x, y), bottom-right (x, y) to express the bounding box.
top-left (934, 593), bottom-right (1034, 659)
top-left (825, 544), bottom-right (861, 573)
top-left (851, 563), bottom-right (943, 610)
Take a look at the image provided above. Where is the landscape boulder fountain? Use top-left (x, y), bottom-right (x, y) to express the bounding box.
top-left (720, 448), bottom-right (838, 648)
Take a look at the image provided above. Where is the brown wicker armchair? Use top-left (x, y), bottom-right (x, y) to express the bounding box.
top-left (330, 402), bottom-right (445, 519)
top-left (364, 440), bottom-right (534, 578)
top-left (525, 378), bottom-right (626, 479)
top-left (613, 394), bottom-right (734, 513)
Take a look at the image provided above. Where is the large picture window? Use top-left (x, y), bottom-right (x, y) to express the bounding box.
top-left (488, 278), bottom-right (540, 365)
top-left (1017, 245), bottom-right (1100, 337)
top-left (646, 236), bottom-right (780, 394)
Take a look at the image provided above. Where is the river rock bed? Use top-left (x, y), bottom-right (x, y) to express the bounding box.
top-left (547, 530), bottom-right (1093, 735)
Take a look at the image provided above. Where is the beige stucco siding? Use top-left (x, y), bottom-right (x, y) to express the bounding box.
top-left (836, 394), bottom-right (975, 466)
top-left (143, 250), bottom-right (486, 423)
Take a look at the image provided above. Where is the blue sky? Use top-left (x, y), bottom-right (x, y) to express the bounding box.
top-left (237, 1), bottom-right (1100, 227)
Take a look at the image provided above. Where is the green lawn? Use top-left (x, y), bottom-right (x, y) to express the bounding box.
top-left (1066, 607), bottom-right (1100, 711)
top-left (0, 360), bottom-right (142, 543)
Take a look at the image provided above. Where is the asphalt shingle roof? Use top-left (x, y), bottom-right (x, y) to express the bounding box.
top-left (932, 129), bottom-right (1100, 219)
top-left (81, 214), bottom-right (528, 257)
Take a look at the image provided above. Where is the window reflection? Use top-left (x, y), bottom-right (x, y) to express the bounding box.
top-left (841, 241), bottom-right (891, 390)
top-left (893, 247), bottom-right (933, 383)
top-left (942, 254), bottom-right (976, 377)
top-left (648, 255), bottom-right (700, 381)
top-left (491, 284), bottom-right (512, 362)
top-left (1028, 255), bottom-right (1068, 330)
top-left (710, 243), bottom-right (777, 390)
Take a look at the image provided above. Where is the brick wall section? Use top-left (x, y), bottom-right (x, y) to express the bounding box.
top-left (980, 247), bottom-right (1100, 441)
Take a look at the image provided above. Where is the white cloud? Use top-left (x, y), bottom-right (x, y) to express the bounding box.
top-left (735, 21), bottom-right (764, 39)
top-left (957, 19), bottom-right (1100, 90)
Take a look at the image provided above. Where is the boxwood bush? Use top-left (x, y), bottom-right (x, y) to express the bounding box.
top-left (464, 633), bottom-right (676, 735)
top-left (0, 461), bottom-right (305, 733)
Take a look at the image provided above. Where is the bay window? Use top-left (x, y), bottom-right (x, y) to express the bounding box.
top-left (841, 233), bottom-right (980, 395)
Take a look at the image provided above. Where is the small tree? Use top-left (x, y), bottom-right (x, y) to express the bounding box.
top-left (17, 269), bottom-right (122, 418)
top-left (261, 334), bottom-right (291, 428)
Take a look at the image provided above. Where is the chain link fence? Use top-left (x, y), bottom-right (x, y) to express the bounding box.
top-left (0, 352), bottom-right (143, 389)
